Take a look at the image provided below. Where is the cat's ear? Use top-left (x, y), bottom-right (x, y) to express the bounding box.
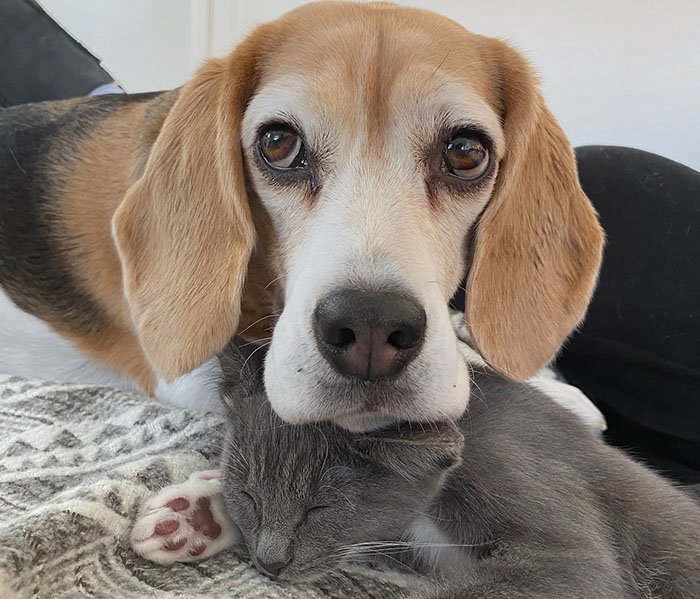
top-left (217, 336), bottom-right (269, 411)
top-left (352, 421), bottom-right (464, 480)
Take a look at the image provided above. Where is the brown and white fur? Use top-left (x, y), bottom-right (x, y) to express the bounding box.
top-left (0, 2), bottom-right (603, 426)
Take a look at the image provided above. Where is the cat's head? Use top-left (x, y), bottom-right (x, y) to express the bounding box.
top-left (218, 337), bottom-right (464, 582)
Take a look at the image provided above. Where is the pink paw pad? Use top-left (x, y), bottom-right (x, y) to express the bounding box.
top-left (191, 497), bottom-right (222, 539)
top-left (131, 470), bottom-right (242, 565)
top-left (154, 519), bottom-right (180, 535)
top-left (166, 497), bottom-right (190, 512)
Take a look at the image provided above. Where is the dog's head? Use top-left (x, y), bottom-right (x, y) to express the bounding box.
top-left (113, 2), bottom-right (603, 429)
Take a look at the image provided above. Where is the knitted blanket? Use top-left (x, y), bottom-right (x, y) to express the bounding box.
top-left (0, 375), bottom-right (424, 599)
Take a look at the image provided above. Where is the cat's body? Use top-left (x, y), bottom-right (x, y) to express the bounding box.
top-left (219, 340), bottom-right (700, 598)
top-left (421, 372), bottom-right (700, 598)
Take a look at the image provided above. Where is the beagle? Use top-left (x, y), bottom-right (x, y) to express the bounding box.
top-left (0, 2), bottom-right (603, 427)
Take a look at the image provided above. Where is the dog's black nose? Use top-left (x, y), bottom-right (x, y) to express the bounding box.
top-left (256, 558), bottom-right (288, 579)
top-left (313, 289), bottom-right (426, 381)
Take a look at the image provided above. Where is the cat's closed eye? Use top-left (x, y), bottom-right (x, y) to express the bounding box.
top-left (303, 505), bottom-right (331, 523)
top-left (238, 490), bottom-right (259, 514)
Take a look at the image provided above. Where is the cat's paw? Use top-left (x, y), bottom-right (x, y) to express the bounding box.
top-left (131, 470), bottom-right (242, 565)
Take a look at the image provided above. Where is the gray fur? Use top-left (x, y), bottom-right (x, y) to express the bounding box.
top-left (219, 338), bottom-right (700, 597)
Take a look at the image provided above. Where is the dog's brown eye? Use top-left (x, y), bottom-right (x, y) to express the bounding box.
top-left (259, 126), bottom-right (308, 170)
top-left (443, 134), bottom-right (490, 180)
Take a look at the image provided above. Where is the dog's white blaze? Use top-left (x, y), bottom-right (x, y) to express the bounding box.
top-left (259, 144), bottom-right (472, 426)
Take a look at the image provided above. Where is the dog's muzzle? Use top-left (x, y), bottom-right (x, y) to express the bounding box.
top-left (313, 289), bottom-right (426, 381)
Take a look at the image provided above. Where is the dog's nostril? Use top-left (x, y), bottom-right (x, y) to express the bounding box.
top-left (387, 326), bottom-right (421, 350)
top-left (317, 323), bottom-right (356, 348)
top-left (335, 327), bottom-right (356, 347)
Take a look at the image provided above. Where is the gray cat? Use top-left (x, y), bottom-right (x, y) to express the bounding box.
top-left (218, 338), bottom-right (700, 598)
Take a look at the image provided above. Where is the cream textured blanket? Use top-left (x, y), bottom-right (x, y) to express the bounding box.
top-left (0, 375), bottom-right (421, 599)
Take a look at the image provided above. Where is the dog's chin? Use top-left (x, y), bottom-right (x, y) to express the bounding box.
top-left (330, 412), bottom-right (397, 432)
top-left (264, 330), bottom-right (471, 428)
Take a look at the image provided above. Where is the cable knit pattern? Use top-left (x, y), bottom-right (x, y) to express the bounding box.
top-left (0, 375), bottom-right (423, 599)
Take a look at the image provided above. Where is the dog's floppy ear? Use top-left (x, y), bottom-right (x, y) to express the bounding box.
top-left (112, 43), bottom-right (262, 380)
top-left (465, 40), bottom-right (604, 380)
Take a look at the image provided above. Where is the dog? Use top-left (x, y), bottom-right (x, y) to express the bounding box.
top-left (0, 2), bottom-right (603, 427)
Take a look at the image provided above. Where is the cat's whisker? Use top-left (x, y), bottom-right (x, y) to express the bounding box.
top-left (468, 372), bottom-right (489, 410)
top-left (332, 541), bottom-right (418, 561)
top-left (336, 545), bottom-right (400, 556)
top-left (338, 549), bottom-right (411, 562)
top-left (236, 311), bottom-right (282, 336)
top-left (339, 540), bottom-right (417, 548)
top-left (365, 550), bottom-right (420, 576)
top-left (292, 554), bottom-right (349, 584)
top-left (218, 451), bottom-right (251, 477)
top-left (310, 422), bottom-right (331, 474)
top-left (403, 541), bottom-right (489, 548)
top-left (408, 509), bottom-right (458, 523)
top-left (316, 566), bottom-right (350, 588)
top-left (210, 428), bottom-right (228, 441)
top-left (263, 274), bottom-right (285, 291)
top-left (338, 538), bottom-right (492, 557)
top-left (225, 463), bottom-right (247, 475)
top-left (221, 438), bottom-right (251, 468)
top-left (239, 340), bottom-right (273, 377)
top-left (234, 335), bottom-right (274, 349)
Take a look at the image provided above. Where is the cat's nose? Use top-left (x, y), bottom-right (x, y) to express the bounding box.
top-left (256, 557), bottom-right (290, 579)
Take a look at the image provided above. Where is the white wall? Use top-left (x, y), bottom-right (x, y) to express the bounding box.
top-left (39, 0), bottom-right (700, 169)
top-left (38, 0), bottom-right (208, 92)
